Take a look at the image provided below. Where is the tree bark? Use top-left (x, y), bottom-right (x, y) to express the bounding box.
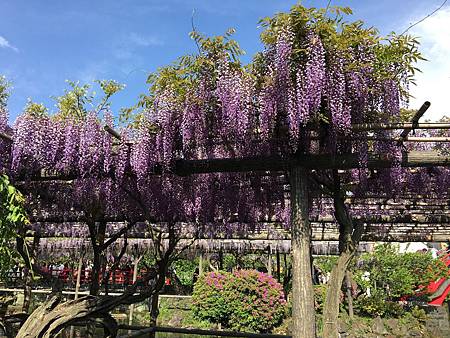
top-left (290, 166), bottom-right (315, 338)
top-left (345, 271), bottom-right (354, 318)
top-left (16, 266), bottom-right (159, 338)
top-left (22, 236), bottom-right (39, 313)
top-left (22, 268), bottom-right (32, 313)
top-left (322, 252), bottom-right (352, 338)
top-left (149, 293), bottom-right (159, 327)
top-left (322, 173), bottom-right (364, 338)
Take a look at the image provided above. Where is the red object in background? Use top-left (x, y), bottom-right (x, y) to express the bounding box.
top-left (427, 253), bottom-right (450, 306)
top-left (165, 278), bottom-right (171, 286)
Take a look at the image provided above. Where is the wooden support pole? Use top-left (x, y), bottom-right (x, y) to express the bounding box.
top-left (267, 246), bottom-right (272, 276)
top-left (397, 101), bottom-right (430, 145)
top-left (290, 166), bottom-right (315, 338)
top-left (276, 250), bottom-right (281, 281)
top-left (128, 256), bottom-right (142, 330)
top-left (70, 257), bottom-right (83, 338)
top-left (0, 131), bottom-right (12, 141)
top-left (218, 249), bottom-right (223, 271)
top-left (352, 122), bottom-right (450, 131)
top-left (199, 253), bottom-right (203, 276)
top-left (74, 257), bottom-right (83, 301)
top-left (103, 125), bottom-right (121, 140)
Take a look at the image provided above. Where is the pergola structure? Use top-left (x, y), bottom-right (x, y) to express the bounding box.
top-left (2, 102), bottom-right (450, 338)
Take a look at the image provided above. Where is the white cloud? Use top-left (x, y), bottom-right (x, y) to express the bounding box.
top-left (0, 36), bottom-right (18, 52)
top-left (128, 32), bottom-right (163, 47)
top-left (408, 6), bottom-right (450, 121)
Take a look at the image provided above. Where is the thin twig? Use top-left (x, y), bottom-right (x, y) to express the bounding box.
top-left (325, 0), bottom-right (332, 15)
top-left (191, 9), bottom-right (202, 54)
top-left (401, 0), bottom-right (448, 35)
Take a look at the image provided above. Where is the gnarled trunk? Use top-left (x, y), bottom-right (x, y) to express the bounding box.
top-left (16, 266), bottom-right (159, 338)
top-left (16, 296), bottom-right (118, 338)
top-left (22, 268), bottom-right (32, 313)
top-left (322, 252), bottom-right (353, 338)
top-left (290, 166), bottom-right (315, 338)
top-left (322, 173), bottom-right (363, 338)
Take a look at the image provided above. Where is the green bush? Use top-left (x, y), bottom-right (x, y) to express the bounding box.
top-left (355, 291), bottom-right (405, 317)
top-left (353, 244), bottom-right (449, 318)
top-left (192, 271), bottom-right (231, 325)
top-left (172, 259), bottom-right (198, 287)
top-left (192, 270), bottom-right (287, 332)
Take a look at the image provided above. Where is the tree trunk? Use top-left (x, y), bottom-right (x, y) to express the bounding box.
top-left (345, 271), bottom-right (354, 318)
top-left (322, 251), bottom-right (353, 338)
top-left (290, 166), bottom-right (315, 338)
top-left (149, 292), bottom-right (159, 327)
top-left (322, 174), bottom-right (363, 338)
top-left (16, 267), bottom-right (159, 338)
top-left (22, 268), bottom-right (32, 313)
top-left (16, 296), bottom-right (121, 338)
top-left (22, 235), bottom-right (39, 313)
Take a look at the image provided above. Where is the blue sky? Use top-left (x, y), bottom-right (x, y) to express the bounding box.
top-left (1, 0), bottom-right (448, 122)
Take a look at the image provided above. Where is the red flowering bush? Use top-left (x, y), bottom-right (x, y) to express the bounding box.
top-left (192, 269), bottom-right (287, 332)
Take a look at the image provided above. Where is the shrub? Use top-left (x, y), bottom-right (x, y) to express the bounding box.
top-left (355, 291), bottom-right (405, 317)
top-left (192, 271), bottom-right (231, 325)
top-left (172, 259), bottom-right (198, 287)
top-left (192, 270), bottom-right (287, 332)
top-left (353, 244), bottom-right (449, 318)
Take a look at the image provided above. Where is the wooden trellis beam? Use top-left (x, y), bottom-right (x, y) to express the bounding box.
top-left (0, 131), bottom-right (12, 141)
top-left (397, 101), bottom-right (430, 145)
top-left (351, 122), bottom-right (450, 132)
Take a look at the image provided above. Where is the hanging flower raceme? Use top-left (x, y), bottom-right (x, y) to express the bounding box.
top-left (102, 111), bottom-right (114, 174)
top-left (11, 113), bottom-right (56, 175)
top-left (78, 112), bottom-right (104, 177)
top-left (215, 59), bottom-right (253, 153)
top-left (258, 67), bottom-right (278, 144)
top-left (289, 67), bottom-right (308, 150)
top-left (305, 32), bottom-right (326, 116)
top-left (181, 95), bottom-right (204, 158)
top-left (382, 79), bottom-right (400, 120)
top-left (275, 26), bottom-right (294, 111)
top-left (326, 55), bottom-right (352, 134)
top-left (130, 127), bottom-right (156, 181)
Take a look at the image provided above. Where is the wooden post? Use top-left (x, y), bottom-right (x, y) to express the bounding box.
top-left (290, 166), bottom-right (315, 338)
top-left (276, 249), bottom-right (281, 281)
top-left (70, 257), bottom-right (83, 338)
top-left (199, 253), bottom-right (203, 276)
top-left (345, 271), bottom-right (354, 318)
top-left (74, 257), bottom-right (83, 300)
top-left (267, 246), bottom-right (272, 276)
top-left (218, 249), bottom-right (223, 271)
top-left (128, 256), bottom-right (142, 330)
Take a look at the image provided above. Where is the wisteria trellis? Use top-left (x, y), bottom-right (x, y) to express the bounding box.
top-left (1, 4), bottom-right (450, 338)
